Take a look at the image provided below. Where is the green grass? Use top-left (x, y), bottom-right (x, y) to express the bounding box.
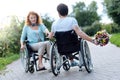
top-left (110, 33), bottom-right (120, 47)
top-left (0, 54), bottom-right (20, 71)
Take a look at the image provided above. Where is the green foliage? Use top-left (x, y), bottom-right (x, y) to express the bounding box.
top-left (88, 1), bottom-right (98, 12)
top-left (110, 23), bottom-right (120, 33)
top-left (101, 23), bottom-right (120, 33)
top-left (104, 0), bottom-right (120, 25)
top-left (83, 26), bottom-right (95, 36)
top-left (42, 14), bottom-right (54, 31)
top-left (72, 2), bottom-right (86, 12)
top-left (0, 16), bottom-right (24, 57)
top-left (110, 33), bottom-right (120, 47)
top-left (0, 54), bottom-right (19, 70)
top-left (83, 21), bottom-right (102, 36)
top-left (101, 24), bottom-right (112, 34)
top-left (71, 1), bottom-right (100, 27)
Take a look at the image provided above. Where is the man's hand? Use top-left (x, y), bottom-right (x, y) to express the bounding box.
top-left (92, 39), bottom-right (99, 45)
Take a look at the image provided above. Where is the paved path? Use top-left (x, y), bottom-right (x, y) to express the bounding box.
top-left (0, 42), bottom-right (120, 80)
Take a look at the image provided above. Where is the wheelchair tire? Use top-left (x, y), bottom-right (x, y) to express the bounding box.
top-left (81, 39), bottom-right (93, 73)
top-left (20, 46), bottom-right (29, 73)
top-left (29, 65), bottom-right (34, 73)
top-left (50, 42), bottom-right (60, 76)
top-left (63, 60), bottom-right (70, 71)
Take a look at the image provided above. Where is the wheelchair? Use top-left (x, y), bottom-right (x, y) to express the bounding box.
top-left (50, 30), bottom-right (93, 76)
top-left (20, 40), bottom-right (50, 73)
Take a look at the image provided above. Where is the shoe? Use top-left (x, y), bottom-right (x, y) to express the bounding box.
top-left (71, 60), bottom-right (79, 67)
top-left (38, 67), bottom-right (47, 71)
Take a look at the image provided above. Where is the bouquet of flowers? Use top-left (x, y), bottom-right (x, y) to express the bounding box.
top-left (95, 30), bottom-right (109, 46)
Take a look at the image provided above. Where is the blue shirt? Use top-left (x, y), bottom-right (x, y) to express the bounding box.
top-left (20, 24), bottom-right (47, 45)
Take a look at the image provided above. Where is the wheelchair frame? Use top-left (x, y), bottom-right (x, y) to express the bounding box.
top-left (50, 38), bottom-right (93, 76)
top-left (20, 41), bottom-right (50, 73)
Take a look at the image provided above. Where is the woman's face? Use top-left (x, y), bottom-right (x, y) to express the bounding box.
top-left (29, 14), bottom-right (37, 24)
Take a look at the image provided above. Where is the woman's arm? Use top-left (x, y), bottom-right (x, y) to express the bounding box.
top-left (20, 26), bottom-right (27, 49)
top-left (45, 28), bottom-right (50, 36)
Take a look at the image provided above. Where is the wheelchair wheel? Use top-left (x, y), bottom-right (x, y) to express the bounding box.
top-left (20, 46), bottom-right (29, 73)
top-left (50, 42), bottom-right (60, 76)
top-left (81, 39), bottom-right (93, 73)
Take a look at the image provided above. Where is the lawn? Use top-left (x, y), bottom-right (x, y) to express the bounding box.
top-left (110, 33), bottom-right (120, 47)
top-left (0, 54), bottom-right (19, 70)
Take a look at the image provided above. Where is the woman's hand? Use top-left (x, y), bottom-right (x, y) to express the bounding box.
top-left (47, 32), bottom-right (54, 39)
top-left (20, 44), bottom-right (25, 50)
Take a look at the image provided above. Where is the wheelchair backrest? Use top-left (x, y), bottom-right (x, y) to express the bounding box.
top-left (55, 30), bottom-right (80, 55)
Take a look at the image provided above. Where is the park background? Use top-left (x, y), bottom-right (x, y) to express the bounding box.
top-left (0, 0), bottom-right (120, 70)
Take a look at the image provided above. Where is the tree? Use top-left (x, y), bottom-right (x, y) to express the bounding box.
top-left (88, 1), bottom-right (98, 12)
top-left (104, 0), bottom-right (120, 25)
top-left (42, 14), bottom-right (54, 31)
top-left (0, 16), bottom-right (24, 57)
top-left (71, 1), bottom-right (100, 27)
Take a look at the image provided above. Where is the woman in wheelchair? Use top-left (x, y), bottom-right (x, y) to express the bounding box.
top-left (48, 3), bottom-right (98, 76)
top-left (20, 11), bottom-right (51, 71)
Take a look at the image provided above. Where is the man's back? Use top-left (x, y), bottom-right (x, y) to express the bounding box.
top-left (55, 30), bottom-right (80, 55)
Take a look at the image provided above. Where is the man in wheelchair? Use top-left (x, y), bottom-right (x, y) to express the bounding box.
top-left (48, 3), bottom-right (98, 76)
top-left (55, 30), bottom-right (80, 67)
top-left (20, 11), bottom-right (51, 72)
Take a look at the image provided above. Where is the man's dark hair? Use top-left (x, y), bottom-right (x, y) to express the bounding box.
top-left (57, 3), bottom-right (68, 16)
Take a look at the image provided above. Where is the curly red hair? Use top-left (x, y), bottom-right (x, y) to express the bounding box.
top-left (25, 11), bottom-right (43, 26)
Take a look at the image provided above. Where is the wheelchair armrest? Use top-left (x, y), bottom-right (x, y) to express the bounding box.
top-left (24, 40), bottom-right (29, 43)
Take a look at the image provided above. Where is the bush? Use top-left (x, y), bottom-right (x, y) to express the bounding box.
top-left (111, 23), bottom-right (120, 33)
top-left (101, 24), bottom-right (112, 34)
top-left (101, 23), bottom-right (120, 34)
top-left (110, 33), bottom-right (120, 47)
top-left (83, 21), bottom-right (102, 36)
top-left (0, 16), bottom-right (24, 57)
